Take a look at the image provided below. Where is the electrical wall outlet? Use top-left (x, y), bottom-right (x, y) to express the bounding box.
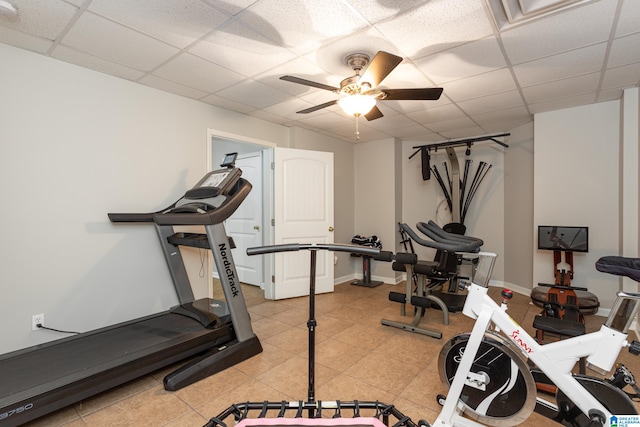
top-left (32, 313), bottom-right (44, 331)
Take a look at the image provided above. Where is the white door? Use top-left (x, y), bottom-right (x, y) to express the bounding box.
top-left (225, 153), bottom-right (263, 286)
top-left (273, 147), bottom-right (334, 299)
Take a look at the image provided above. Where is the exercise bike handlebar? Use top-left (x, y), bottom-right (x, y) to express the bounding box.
top-left (247, 243), bottom-right (380, 257)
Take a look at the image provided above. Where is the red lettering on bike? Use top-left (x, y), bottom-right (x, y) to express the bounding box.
top-left (510, 329), bottom-right (533, 354)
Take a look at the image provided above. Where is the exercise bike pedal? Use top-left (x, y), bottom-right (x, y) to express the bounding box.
top-left (586, 409), bottom-right (606, 427)
top-left (628, 340), bottom-right (640, 355)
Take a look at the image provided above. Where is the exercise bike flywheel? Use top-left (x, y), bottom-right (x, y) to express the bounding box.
top-left (438, 331), bottom-right (537, 426)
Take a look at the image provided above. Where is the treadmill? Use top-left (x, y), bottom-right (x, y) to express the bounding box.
top-left (0, 153), bottom-right (262, 426)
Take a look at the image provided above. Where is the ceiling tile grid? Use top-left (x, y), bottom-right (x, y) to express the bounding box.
top-left (0, 0), bottom-right (638, 143)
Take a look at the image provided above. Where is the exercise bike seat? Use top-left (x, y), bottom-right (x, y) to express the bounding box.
top-left (596, 256), bottom-right (640, 282)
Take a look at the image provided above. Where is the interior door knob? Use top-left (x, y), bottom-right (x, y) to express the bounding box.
top-left (328, 226), bottom-right (334, 232)
top-left (254, 225), bottom-right (260, 231)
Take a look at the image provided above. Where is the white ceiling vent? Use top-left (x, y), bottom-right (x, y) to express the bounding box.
top-left (485, 0), bottom-right (596, 29)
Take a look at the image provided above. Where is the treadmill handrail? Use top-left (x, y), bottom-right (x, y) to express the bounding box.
top-left (247, 243), bottom-right (380, 257)
top-left (108, 212), bottom-right (157, 223)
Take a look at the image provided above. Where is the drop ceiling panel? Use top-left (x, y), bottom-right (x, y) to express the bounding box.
top-left (200, 93), bottom-right (255, 113)
top-left (607, 32), bottom-right (640, 68)
top-left (457, 90), bottom-right (524, 115)
top-left (239, 0), bottom-right (369, 55)
top-left (416, 37), bottom-right (508, 84)
top-left (51, 45), bottom-right (146, 80)
top-left (0, 25), bottom-right (51, 52)
top-left (255, 57), bottom-right (337, 96)
top-left (406, 103), bottom-right (466, 124)
top-left (376, 61), bottom-right (437, 89)
top-left (61, 13), bottom-right (179, 71)
top-left (0, 0), bottom-right (77, 40)
top-left (88, 0), bottom-right (228, 49)
top-left (471, 105), bottom-right (531, 129)
top-left (364, 113), bottom-right (418, 131)
top-left (1, 0), bottom-right (639, 143)
top-left (375, 0), bottom-right (494, 58)
top-left (138, 74), bottom-right (208, 99)
top-left (528, 92), bottom-right (596, 114)
top-left (386, 124), bottom-right (437, 140)
top-left (202, 0), bottom-right (256, 16)
top-left (189, 20), bottom-right (297, 77)
top-left (500, 0), bottom-right (617, 64)
top-left (521, 72), bottom-right (600, 104)
top-left (443, 68), bottom-right (518, 102)
top-left (615, 0), bottom-right (640, 37)
top-left (344, 0), bottom-right (430, 24)
top-left (215, 79), bottom-right (291, 109)
top-left (438, 125), bottom-right (486, 139)
top-left (425, 115), bottom-right (477, 133)
top-left (512, 43), bottom-right (607, 87)
top-left (153, 53), bottom-right (245, 93)
top-left (602, 62), bottom-right (640, 91)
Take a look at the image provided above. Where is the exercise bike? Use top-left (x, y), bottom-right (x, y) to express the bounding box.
top-left (430, 252), bottom-right (640, 427)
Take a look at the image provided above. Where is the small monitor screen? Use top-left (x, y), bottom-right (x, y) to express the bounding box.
top-left (538, 226), bottom-right (589, 252)
top-left (221, 152), bottom-right (238, 167)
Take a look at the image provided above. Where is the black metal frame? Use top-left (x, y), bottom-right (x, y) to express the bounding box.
top-left (205, 243), bottom-right (420, 427)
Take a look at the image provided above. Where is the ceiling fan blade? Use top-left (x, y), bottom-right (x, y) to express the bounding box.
top-left (381, 88), bottom-right (443, 101)
top-left (358, 51), bottom-right (403, 88)
top-left (365, 106), bottom-right (384, 121)
top-left (296, 100), bottom-right (338, 114)
top-left (280, 75), bottom-right (339, 92)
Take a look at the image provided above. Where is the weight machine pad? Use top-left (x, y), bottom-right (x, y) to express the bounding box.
top-left (530, 286), bottom-right (599, 315)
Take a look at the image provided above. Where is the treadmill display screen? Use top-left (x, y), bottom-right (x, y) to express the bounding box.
top-left (201, 171), bottom-right (230, 189)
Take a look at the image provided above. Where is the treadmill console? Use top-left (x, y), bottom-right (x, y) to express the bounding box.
top-left (183, 167), bottom-right (241, 200)
top-left (110, 153), bottom-right (251, 226)
top-left (175, 152), bottom-right (242, 211)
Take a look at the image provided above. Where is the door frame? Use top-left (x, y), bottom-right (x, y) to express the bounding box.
top-left (206, 129), bottom-right (276, 298)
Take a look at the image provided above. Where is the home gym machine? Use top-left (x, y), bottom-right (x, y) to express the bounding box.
top-left (0, 153), bottom-right (262, 426)
top-left (409, 133), bottom-right (509, 230)
top-left (407, 134), bottom-right (508, 313)
top-left (382, 222), bottom-right (483, 339)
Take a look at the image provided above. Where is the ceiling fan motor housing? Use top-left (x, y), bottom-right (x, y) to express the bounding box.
top-left (340, 53), bottom-right (372, 95)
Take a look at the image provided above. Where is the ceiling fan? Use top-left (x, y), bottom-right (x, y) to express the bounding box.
top-left (280, 51), bottom-right (443, 139)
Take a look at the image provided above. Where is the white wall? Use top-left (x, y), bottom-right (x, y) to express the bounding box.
top-left (0, 43), bottom-right (290, 354)
top-left (534, 101), bottom-right (621, 308)
top-left (620, 88), bottom-right (640, 293)
top-left (504, 122), bottom-right (535, 292)
top-left (354, 138), bottom-right (401, 283)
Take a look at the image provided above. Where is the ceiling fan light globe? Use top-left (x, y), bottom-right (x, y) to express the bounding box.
top-left (338, 94), bottom-right (376, 116)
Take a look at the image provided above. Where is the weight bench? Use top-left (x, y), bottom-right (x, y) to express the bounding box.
top-left (382, 252), bottom-right (450, 339)
top-left (402, 221), bottom-right (483, 312)
top-left (381, 222), bottom-right (483, 339)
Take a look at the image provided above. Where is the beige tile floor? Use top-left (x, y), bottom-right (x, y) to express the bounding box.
top-left (22, 281), bottom-right (640, 427)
